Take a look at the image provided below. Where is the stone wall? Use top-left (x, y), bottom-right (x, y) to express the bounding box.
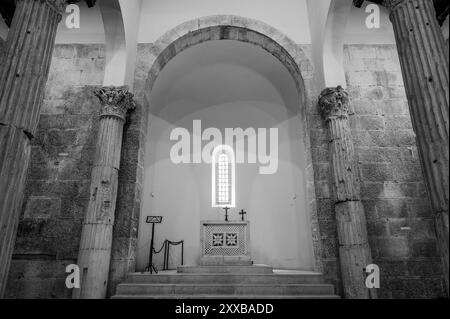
top-left (344, 44), bottom-right (446, 298)
top-left (294, 44), bottom-right (447, 299)
top-left (3, 40), bottom-right (446, 299)
top-left (0, 37), bottom-right (5, 64)
top-left (5, 44), bottom-right (105, 299)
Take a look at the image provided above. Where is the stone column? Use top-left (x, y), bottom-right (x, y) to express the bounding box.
top-left (0, 0), bottom-right (69, 297)
top-left (73, 86), bottom-right (135, 299)
top-left (319, 86), bottom-right (375, 299)
top-left (384, 0), bottom-right (449, 292)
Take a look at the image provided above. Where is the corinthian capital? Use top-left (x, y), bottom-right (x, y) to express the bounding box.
top-left (354, 0), bottom-right (447, 24)
top-left (43, 0), bottom-right (97, 14)
top-left (94, 86), bottom-right (136, 121)
top-left (354, 0), bottom-right (428, 12)
top-left (43, 0), bottom-right (71, 14)
top-left (318, 86), bottom-right (350, 121)
top-left (353, 0), bottom-right (408, 10)
top-left (382, 0), bottom-right (409, 11)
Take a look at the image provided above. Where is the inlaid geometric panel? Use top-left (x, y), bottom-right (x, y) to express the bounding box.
top-left (212, 233), bottom-right (224, 247)
top-left (225, 233), bottom-right (238, 247)
top-left (204, 224), bottom-right (247, 256)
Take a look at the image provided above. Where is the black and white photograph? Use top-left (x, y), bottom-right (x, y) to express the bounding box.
top-left (0, 0), bottom-right (448, 310)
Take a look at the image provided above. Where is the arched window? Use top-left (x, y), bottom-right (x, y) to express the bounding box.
top-left (212, 145), bottom-right (235, 208)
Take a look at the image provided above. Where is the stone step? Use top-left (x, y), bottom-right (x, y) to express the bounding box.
top-left (112, 294), bottom-right (340, 299)
top-left (115, 283), bottom-right (335, 296)
top-left (125, 272), bottom-right (325, 285)
top-left (177, 265), bottom-right (273, 274)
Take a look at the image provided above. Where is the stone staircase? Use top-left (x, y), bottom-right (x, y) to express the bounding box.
top-left (112, 265), bottom-right (340, 299)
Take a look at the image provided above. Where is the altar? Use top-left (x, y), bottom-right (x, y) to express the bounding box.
top-left (200, 220), bottom-right (252, 266)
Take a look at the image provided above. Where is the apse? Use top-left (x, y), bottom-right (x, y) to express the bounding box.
top-left (137, 39), bottom-right (315, 271)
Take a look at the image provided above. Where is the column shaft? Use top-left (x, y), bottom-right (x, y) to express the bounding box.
top-left (388, 0), bottom-right (449, 291)
top-left (73, 87), bottom-right (134, 299)
top-left (319, 86), bottom-right (375, 299)
top-left (0, 0), bottom-right (64, 297)
top-left (0, 126), bottom-right (31, 296)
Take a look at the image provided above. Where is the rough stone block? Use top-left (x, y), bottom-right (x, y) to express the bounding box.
top-left (314, 180), bottom-right (331, 199)
top-left (361, 182), bottom-right (385, 199)
top-left (367, 220), bottom-right (388, 237)
top-left (406, 199), bottom-right (433, 218)
top-left (318, 219), bottom-right (338, 239)
top-left (385, 115), bottom-right (413, 130)
top-left (24, 196), bottom-right (61, 219)
top-left (383, 277), bottom-right (445, 299)
top-left (379, 99), bottom-right (408, 115)
top-left (346, 70), bottom-right (378, 86)
top-left (361, 163), bottom-right (392, 182)
top-left (356, 147), bottom-right (416, 164)
top-left (46, 129), bottom-right (78, 148)
top-left (376, 260), bottom-right (408, 277)
top-left (352, 99), bottom-right (381, 115)
top-left (407, 259), bottom-right (444, 277)
top-left (320, 237), bottom-right (339, 259)
top-left (368, 130), bottom-right (416, 148)
top-left (374, 237), bottom-right (410, 259)
top-left (13, 236), bottom-right (57, 256)
top-left (382, 86), bottom-right (407, 99)
top-left (16, 219), bottom-right (47, 237)
top-left (391, 162), bottom-right (424, 182)
top-left (363, 199), bottom-right (409, 219)
top-left (411, 240), bottom-right (439, 258)
top-left (311, 146), bottom-right (329, 163)
top-left (350, 115), bottom-right (385, 131)
top-left (316, 199), bottom-right (334, 221)
top-left (382, 182), bottom-right (418, 198)
top-left (313, 163), bottom-right (330, 181)
top-left (53, 45), bottom-right (76, 59)
top-left (309, 129), bottom-right (328, 148)
top-left (349, 86), bottom-right (384, 100)
top-left (352, 131), bottom-right (372, 147)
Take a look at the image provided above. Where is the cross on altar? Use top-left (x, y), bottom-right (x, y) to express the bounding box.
top-left (239, 209), bottom-right (247, 221)
top-left (223, 207), bottom-right (230, 222)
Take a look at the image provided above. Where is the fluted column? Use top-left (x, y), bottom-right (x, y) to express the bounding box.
top-left (319, 86), bottom-right (375, 299)
top-left (73, 87), bottom-right (135, 299)
top-left (0, 0), bottom-right (69, 298)
top-left (384, 0), bottom-right (449, 292)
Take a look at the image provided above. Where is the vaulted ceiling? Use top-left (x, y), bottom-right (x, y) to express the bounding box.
top-left (0, 0), bottom-right (96, 27)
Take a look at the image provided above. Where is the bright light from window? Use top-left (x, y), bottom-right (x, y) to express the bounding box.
top-left (212, 145), bottom-right (235, 208)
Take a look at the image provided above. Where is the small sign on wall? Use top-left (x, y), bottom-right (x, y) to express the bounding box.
top-left (146, 216), bottom-right (163, 224)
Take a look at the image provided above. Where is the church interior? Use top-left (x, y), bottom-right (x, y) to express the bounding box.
top-left (0, 0), bottom-right (448, 299)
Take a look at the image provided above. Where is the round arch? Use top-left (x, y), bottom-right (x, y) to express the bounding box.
top-left (144, 15), bottom-right (313, 109)
top-left (136, 15), bottom-right (323, 272)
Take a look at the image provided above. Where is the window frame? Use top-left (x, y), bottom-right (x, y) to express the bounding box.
top-left (211, 145), bottom-right (236, 208)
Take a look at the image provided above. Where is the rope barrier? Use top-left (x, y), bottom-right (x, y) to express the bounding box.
top-left (151, 239), bottom-right (185, 270)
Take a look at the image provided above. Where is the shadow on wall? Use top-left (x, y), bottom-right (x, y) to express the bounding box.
top-left (344, 44), bottom-right (446, 299)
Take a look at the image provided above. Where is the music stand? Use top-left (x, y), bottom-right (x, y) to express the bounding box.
top-left (145, 216), bottom-right (163, 274)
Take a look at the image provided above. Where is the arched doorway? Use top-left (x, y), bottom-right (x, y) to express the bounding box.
top-left (132, 15), bottom-right (321, 273)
